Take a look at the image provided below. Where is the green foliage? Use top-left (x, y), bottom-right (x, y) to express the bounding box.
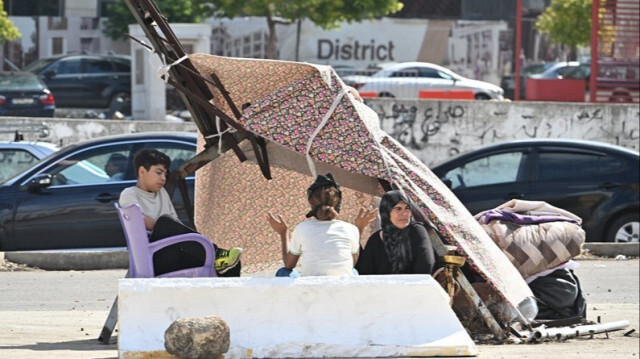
top-left (0, 0), bottom-right (21, 43)
top-left (209, 0), bottom-right (404, 29)
top-left (535, 0), bottom-right (591, 49)
top-left (103, 0), bottom-right (214, 40)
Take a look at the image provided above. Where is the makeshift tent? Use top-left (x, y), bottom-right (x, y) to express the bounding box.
top-left (123, 0), bottom-right (537, 334)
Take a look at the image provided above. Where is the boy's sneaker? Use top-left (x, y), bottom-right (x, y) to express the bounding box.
top-left (215, 247), bottom-right (243, 274)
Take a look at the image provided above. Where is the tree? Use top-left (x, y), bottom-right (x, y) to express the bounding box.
top-left (103, 0), bottom-right (214, 40)
top-left (535, 0), bottom-right (592, 61)
top-left (0, 0), bottom-right (21, 44)
top-left (205, 0), bottom-right (404, 59)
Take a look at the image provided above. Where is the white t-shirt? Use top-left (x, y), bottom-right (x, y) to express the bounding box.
top-left (289, 218), bottom-right (360, 277)
top-left (119, 186), bottom-right (178, 221)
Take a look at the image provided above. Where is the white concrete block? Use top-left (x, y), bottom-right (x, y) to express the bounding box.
top-left (118, 275), bottom-right (477, 358)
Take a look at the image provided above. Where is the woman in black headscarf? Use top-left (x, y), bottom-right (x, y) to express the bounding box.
top-left (356, 190), bottom-right (436, 275)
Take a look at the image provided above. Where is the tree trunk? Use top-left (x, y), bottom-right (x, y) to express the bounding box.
top-left (568, 45), bottom-right (578, 61)
top-left (266, 15), bottom-right (277, 60)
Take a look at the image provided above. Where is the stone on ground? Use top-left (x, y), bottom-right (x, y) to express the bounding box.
top-left (164, 316), bottom-right (229, 359)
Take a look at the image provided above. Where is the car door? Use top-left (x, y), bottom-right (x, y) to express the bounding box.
top-left (41, 58), bottom-right (84, 107)
top-left (438, 148), bottom-right (532, 216)
top-left (11, 142), bottom-right (136, 250)
top-left (386, 67), bottom-right (421, 98)
top-left (82, 58), bottom-right (117, 108)
top-left (527, 147), bottom-right (618, 238)
top-left (10, 139), bottom-right (196, 250)
top-left (418, 67), bottom-right (457, 93)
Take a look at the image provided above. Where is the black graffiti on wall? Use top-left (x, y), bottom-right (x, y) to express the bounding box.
top-left (420, 103), bottom-right (465, 143)
top-left (370, 101), bottom-right (466, 149)
top-left (368, 100), bottom-right (639, 156)
top-left (373, 103), bottom-right (420, 149)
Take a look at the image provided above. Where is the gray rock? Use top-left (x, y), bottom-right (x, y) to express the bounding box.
top-left (164, 316), bottom-right (230, 359)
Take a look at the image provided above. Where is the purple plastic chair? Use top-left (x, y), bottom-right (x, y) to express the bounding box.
top-left (98, 203), bottom-right (217, 344)
top-left (116, 203), bottom-right (217, 278)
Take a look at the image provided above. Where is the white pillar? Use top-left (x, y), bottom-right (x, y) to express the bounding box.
top-left (128, 24), bottom-right (211, 121)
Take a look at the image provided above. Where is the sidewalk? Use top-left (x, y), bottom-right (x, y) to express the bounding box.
top-left (2, 242), bottom-right (637, 271)
top-left (0, 259), bottom-right (637, 359)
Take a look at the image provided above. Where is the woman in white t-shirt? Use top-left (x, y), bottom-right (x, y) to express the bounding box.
top-left (267, 173), bottom-right (374, 277)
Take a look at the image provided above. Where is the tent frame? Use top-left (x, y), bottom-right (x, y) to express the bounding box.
top-left (103, 0), bottom-right (510, 343)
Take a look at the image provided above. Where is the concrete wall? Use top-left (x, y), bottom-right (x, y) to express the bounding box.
top-left (1, 100), bottom-right (637, 166)
top-left (368, 100), bottom-right (639, 167)
top-left (118, 275), bottom-right (477, 358)
top-left (0, 118), bottom-right (197, 148)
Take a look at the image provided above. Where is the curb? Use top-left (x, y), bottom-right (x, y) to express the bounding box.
top-left (2, 243), bottom-right (638, 271)
top-left (3, 248), bottom-right (129, 270)
top-left (583, 242), bottom-right (639, 257)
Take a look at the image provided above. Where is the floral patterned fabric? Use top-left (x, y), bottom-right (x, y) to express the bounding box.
top-left (188, 53), bottom-right (533, 315)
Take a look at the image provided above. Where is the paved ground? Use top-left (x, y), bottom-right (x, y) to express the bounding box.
top-left (0, 257), bottom-right (637, 359)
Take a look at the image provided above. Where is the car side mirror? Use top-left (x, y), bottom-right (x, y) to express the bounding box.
top-left (441, 178), bottom-right (453, 189)
top-left (43, 70), bottom-right (56, 79)
top-left (27, 174), bottom-right (53, 192)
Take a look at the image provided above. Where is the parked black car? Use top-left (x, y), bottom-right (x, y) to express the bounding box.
top-left (0, 72), bottom-right (55, 117)
top-left (23, 54), bottom-right (131, 112)
top-left (431, 139), bottom-right (639, 243)
top-left (0, 132), bottom-right (197, 251)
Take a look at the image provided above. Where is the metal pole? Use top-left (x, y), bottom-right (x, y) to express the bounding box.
top-left (590, 0), bottom-right (599, 102)
top-left (531, 320), bottom-right (630, 342)
top-left (514, 0), bottom-right (523, 101)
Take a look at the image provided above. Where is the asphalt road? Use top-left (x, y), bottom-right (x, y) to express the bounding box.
top-left (0, 258), bottom-right (638, 359)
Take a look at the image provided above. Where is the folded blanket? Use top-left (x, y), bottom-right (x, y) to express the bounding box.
top-left (475, 200), bottom-right (585, 279)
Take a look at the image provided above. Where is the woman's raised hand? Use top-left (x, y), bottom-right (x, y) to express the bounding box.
top-left (354, 207), bottom-right (378, 235)
top-left (267, 212), bottom-right (288, 236)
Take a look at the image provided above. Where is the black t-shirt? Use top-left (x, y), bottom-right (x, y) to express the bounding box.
top-left (356, 223), bottom-right (436, 275)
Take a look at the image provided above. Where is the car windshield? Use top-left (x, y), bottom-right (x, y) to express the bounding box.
top-left (0, 74), bottom-right (44, 90)
top-left (22, 58), bottom-right (57, 73)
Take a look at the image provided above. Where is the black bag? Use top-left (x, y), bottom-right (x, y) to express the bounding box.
top-left (528, 268), bottom-right (587, 320)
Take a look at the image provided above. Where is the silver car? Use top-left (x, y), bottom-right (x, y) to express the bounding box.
top-left (341, 62), bottom-right (504, 100)
top-left (0, 140), bottom-right (58, 183)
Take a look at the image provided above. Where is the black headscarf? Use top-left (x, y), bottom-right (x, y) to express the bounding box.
top-left (379, 190), bottom-right (415, 274)
top-left (305, 173), bottom-right (342, 218)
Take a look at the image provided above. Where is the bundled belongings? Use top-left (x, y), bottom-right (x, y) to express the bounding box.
top-left (527, 263), bottom-right (587, 320)
top-left (475, 200), bottom-right (587, 320)
top-left (475, 199), bottom-right (585, 279)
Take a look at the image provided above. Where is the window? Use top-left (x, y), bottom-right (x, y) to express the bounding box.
top-left (391, 68), bottom-right (419, 78)
top-left (537, 152), bottom-right (608, 180)
top-left (51, 38), bottom-right (64, 55)
top-left (417, 67), bottom-right (442, 78)
top-left (85, 59), bottom-right (114, 74)
top-left (50, 59), bottom-right (82, 75)
top-left (47, 144), bottom-right (134, 186)
top-left (444, 151), bottom-right (527, 189)
top-left (47, 17), bottom-right (67, 30)
top-left (139, 142), bottom-right (196, 175)
top-left (113, 61), bottom-right (130, 73)
top-left (0, 149), bottom-right (41, 183)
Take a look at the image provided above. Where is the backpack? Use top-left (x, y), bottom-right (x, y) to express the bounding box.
top-left (528, 268), bottom-right (587, 320)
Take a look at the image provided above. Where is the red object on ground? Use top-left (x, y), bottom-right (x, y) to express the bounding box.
top-left (525, 78), bottom-right (586, 102)
top-left (418, 90), bottom-right (475, 100)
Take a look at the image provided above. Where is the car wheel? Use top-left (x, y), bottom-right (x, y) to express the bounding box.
top-left (378, 92), bottom-right (395, 98)
top-left (475, 93), bottom-right (491, 100)
top-left (108, 92), bottom-right (131, 116)
top-left (605, 213), bottom-right (640, 243)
